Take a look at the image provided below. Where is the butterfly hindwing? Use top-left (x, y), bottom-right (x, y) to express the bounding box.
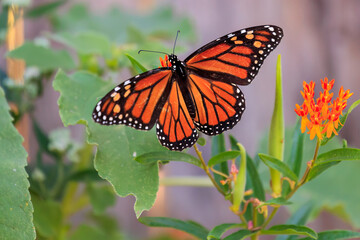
top-left (92, 68), bottom-right (172, 130)
top-left (156, 79), bottom-right (199, 151)
top-left (187, 71), bottom-right (245, 136)
top-left (185, 25), bottom-right (283, 85)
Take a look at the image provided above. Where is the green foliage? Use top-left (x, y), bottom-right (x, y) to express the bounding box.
top-left (258, 197), bottom-right (292, 207)
top-left (298, 230), bottom-right (360, 240)
top-left (136, 151), bottom-right (202, 168)
top-left (261, 225), bottom-right (317, 239)
top-left (26, 0), bottom-right (65, 18)
top-left (207, 223), bottom-right (245, 240)
top-left (258, 153), bottom-right (298, 182)
top-left (7, 42), bottom-right (75, 72)
top-left (0, 88), bottom-right (35, 239)
top-left (139, 217), bottom-right (209, 239)
top-left (208, 151), bottom-right (241, 167)
top-left (53, 70), bottom-right (167, 217)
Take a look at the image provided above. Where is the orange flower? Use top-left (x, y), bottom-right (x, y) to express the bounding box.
top-left (159, 55), bottom-right (171, 67)
top-left (294, 78), bottom-right (353, 140)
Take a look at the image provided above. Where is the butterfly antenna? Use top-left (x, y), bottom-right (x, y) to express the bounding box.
top-left (138, 49), bottom-right (169, 55)
top-left (172, 30), bottom-right (180, 55)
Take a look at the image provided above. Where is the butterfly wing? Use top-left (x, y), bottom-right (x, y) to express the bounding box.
top-left (185, 25), bottom-right (283, 85)
top-left (93, 68), bottom-right (172, 130)
top-left (156, 76), bottom-right (199, 151)
top-left (187, 70), bottom-right (245, 135)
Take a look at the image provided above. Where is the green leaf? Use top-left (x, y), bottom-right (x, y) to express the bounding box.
top-left (321, 99), bottom-right (360, 146)
top-left (53, 70), bottom-right (167, 217)
top-left (276, 202), bottom-right (314, 240)
top-left (297, 230), bottom-right (360, 240)
top-left (223, 229), bottom-right (254, 240)
top-left (258, 197), bottom-right (292, 208)
top-left (125, 54), bottom-right (148, 75)
top-left (268, 54), bottom-right (285, 196)
top-left (135, 151), bottom-right (202, 168)
top-left (208, 151), bottom-right (241, 167)
top-left (7, 42), bottom-right (75, 72)
top-left (211, 134), bottom-right (229, 192)
top-left (88, 184), bottom-right (116, 214)
top-left (246, 155), bottom-right (265, 201)
top-left (26, 0), bottom-right (65, 18)
top-left (283, 120), bottom-right (304, 196)
top-left (258, 153), bottom-right (298, 181)
top-left (197, 137), bottom-right (206, 146)
top-left (67, 169), bottom-right (102, 182)
top-left (32, 195), bottom-right (62, 238)
top-left (139, 217), bottom-right (208, 239)
top-left (307, 148), bottom-right (360, 182)
top-left (207, 223), bottom-right (244, 240)
top-left (261, 225), bottom-right (317, 239)
top-left (0, 87), bottom-right (35, 239)
top-left (52, 31), bottom-right (112, 57)
top-left (287, 118), bottom-right (304, 177)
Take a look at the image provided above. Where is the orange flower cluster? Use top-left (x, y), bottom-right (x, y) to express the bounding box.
top-left (159, 55), bottom-right (172, 67)
top-left (295, 78), bottom-right (353, 140)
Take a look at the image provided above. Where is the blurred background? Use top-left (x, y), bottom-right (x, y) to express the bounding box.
top-left (1, 0), bottom-right (360, 239)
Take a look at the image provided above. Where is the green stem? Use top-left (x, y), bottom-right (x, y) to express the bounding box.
top-left (194, 144), bottom-right (226, 196)
top-left (262, 207), bottom-right (279, 228)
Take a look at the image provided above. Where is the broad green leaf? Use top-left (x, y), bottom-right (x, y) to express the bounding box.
top-left (268, 55), bottom-right (285, 196)
top-left (88, 184), bottom-right (116, 214)
top-left (208, 151), bottom-right (241, 167)
top-left (321, 99), bottom-right (360, 146)
top-left (297, 230), bottom-right (360, 240)
top-left (258, 197), bottom-right (292, 208)
top-left (67, 169), bottom-right (102, 182)
top-left (276, 201), bottom-right (314, 240)
top-left (7, 42), bottom-right (75, 72)
top-left (211, 134), bottom-right (229, 192)
top-left (125, 54), bottom-right (148, 75)
top-left (52, 31), bottom-right (112, 57)
top-left (32, 195), bottom-right (62, 238)
top-left (53, 70), bottom-right (166, 217)
top-left (258, 153), bottom-right (298, 181)
top-left (261, 224), bottom-right (317, 239)
top-left (26, 0), bottom-right (65, 18)
top-left (135, 151), bottom-right (202, 168)
top-left (207, 223), bottom-right (244, 240)
top-left (139, 217), bottom-right (208, 239)
top-left (0, 87), bottom-right (35, 239)
top-left (307, 148), bottom-right (360, 182)
top-left (223, 229), bottom-right (253, 240)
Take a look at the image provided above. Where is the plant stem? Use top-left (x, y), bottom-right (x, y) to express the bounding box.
top-left (193, 144), bottom-right (226, 196)
top-left (262, 207), bottom-right (279, 228)
top-left (159, 177), bottom-right (212, 187)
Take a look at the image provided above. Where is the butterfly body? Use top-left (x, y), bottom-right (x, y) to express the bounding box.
top-left (93, 25), bottom-right (283, 151)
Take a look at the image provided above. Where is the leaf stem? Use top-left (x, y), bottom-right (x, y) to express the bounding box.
top-left (193, 144), bottom-right (226, 196)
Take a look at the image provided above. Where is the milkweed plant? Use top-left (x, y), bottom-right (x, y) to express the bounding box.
top-left (2, 2), bottom-right (360, 240)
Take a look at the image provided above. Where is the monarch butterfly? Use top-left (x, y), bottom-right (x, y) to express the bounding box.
top-left (93, 25), bottom-right (283, 151)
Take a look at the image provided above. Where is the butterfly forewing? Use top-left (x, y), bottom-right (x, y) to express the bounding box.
top-left (185, 25), bottom-right (283, 85)
top-left (93, 68), bottom-right (172, 130)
